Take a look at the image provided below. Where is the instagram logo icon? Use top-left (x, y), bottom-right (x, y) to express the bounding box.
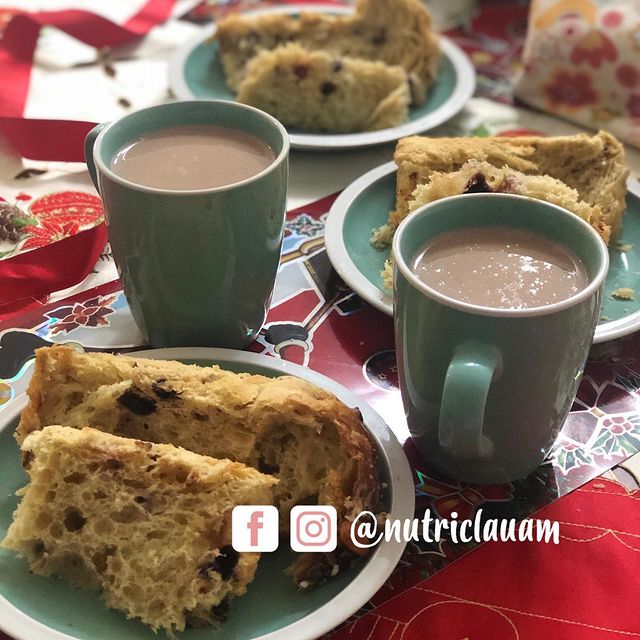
top-left (290, 505), bottom-right (337, 552)
top-left (232, 506), bottom-right (279, 552)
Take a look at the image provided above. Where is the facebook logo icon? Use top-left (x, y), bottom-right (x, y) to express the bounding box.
top-left (232, 506), bottom-right (279, 552)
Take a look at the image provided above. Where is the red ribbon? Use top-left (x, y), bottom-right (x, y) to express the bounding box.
top-left (0, 0), bottom-right (176, 309)
top-left (0, 0), bottom-right (176, 118)
top-left (0, 223), bottom-right (109, 308)
top-left (0, 117), bottom-right (94, 162)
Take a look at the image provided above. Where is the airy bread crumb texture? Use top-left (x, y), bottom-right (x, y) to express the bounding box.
top-left (2, 426), bottom-right (276, 633)
top-left (17, 346), bottom-right (382, 587)
top-left (215, 0), bottom-right (440, 103)
top-left (236, 44), bottom-right (410, 132)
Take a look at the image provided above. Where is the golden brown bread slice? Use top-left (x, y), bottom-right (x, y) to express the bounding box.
top-left (391, 131), bottom-right (629, 243)
top-left (236, 44), bottom-right (410, 132)
top-left (2, 426), bottom-right (276, 633)
top-left (18, 346), bottom-right (381, 587)
top-left (215, 0), bottom-right (440, 104)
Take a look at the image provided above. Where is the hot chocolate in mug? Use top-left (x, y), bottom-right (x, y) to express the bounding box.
top-left (85, 100), bottom-right (289, 348)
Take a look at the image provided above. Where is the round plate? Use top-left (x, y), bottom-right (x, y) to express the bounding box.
top-left (168, 4), bottom-right (476, 151)
top-left (0, 348), bottom-right (414, 640)
top-left (324, 161), bottom-right (640, 344)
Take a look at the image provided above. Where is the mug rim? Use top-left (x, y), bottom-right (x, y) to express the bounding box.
top-left (392, 193), bottom-right (610, 319)
top-left (92, 99), bottom-right (290, 195)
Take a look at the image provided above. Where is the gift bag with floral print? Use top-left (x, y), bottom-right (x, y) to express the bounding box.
top-left (514, 0), bottom-right (640, 148)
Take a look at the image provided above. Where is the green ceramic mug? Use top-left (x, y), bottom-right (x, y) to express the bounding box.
top-left (393, 194), bottom-right (609, 484)
top-left (85, 100), bottom-right (289, 348)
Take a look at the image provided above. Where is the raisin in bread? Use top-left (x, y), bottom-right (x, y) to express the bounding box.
top-left (215, 0), bottom-right (440, 104)
top-left (18, 346), bottom-right (381, 587)
top-left (236, 44), bottom-right (409, 132)
top-left (391, 131), bottom-right (629, 241)
top-left (2, 426), bottom-right (276, 633)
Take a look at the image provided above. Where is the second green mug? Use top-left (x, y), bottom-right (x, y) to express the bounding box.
top-left (85, 100), bottom-right (289, 348)
top-left (393, 194), bottom-right (609, 484)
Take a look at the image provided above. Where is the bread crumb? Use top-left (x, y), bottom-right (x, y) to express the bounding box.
top-left (382, 258), bottom-right (393, 291)
top-left (612, 287), bottom-right (634, 301)
top-left (616, 242), bottom-right (633, 253)
top-left (371, 223), bottom-right (395, 249)
top-left (600, 315), bottom-right (610, 322)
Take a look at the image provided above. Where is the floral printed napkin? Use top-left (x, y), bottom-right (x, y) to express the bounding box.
top-left (0, 181), bottom-right (103, 259)
top-left (514, 0), bottom-right (640, 148)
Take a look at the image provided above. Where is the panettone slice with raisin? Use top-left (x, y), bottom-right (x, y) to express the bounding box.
top-left (215, 0), bottom-right (440, 104)
top-left (236, 44), bottom-right (410, 133)
top-left (374, 131), bottom-right (630, 289)
top-left (408, 160), bottom-right (603, 231)
top-left (2, 426), bottom-right (276, 633)
top-left (18, 346), bottom-right (382, 589)
top-left (390, 131), bottom-right (629, 240)
top-left (376, 159), bottom-right (612, 289)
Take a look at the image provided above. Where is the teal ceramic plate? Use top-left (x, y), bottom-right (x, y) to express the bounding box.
top-left (324, 161), bottom-right (640, 344)
top-left (0, 348), bottom-right (414, 640)
top-left (168, 4), bottom-right (476, 151)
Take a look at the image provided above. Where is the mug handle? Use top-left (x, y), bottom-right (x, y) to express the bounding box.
top-left (439, 342), bottom-right (502, 459)
top-left (84, 122), bottom-right (109, 193)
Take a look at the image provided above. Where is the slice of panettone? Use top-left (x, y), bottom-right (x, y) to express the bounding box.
top-left (390, 131), bottom-right (629, 240)
top-left (17, 346), bottom-right (382, 588)
top-left (2, 426), bottom-right (277, 633)
top-left (374, 131), bottom-right (629, 289)
top-left (413, 160), bottom-right (607, 235)
top-left (214, 0), bottom-right (440, 104)
top-left (236, 44), bottom-right (410, 132)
